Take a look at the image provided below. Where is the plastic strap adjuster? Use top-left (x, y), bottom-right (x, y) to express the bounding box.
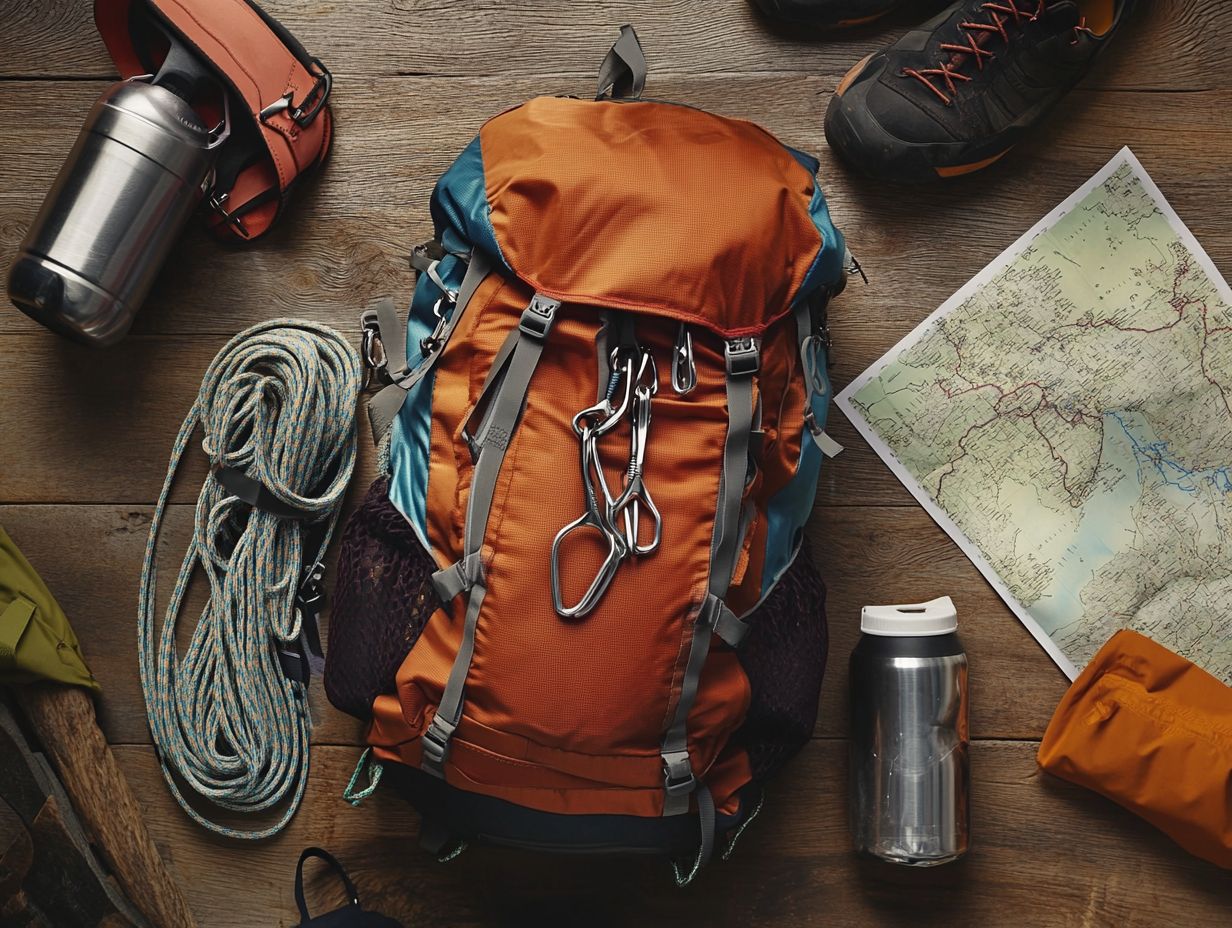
top-left (725, 337), bottom-right (761, 377)
top-left (422, 716), bottom-right (457, 769)
top-left (663, 751), bottom-right (696, 798)
top-left (519, 294), bottom-right (561, 339)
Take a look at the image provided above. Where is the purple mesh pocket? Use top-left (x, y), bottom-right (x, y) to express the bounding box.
top-left (326, 477), bottom-right (440, 720)
top-left (735, 549), bottom-right (828, 782)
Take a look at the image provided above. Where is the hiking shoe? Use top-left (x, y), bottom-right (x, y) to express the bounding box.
top-left (825, 1), bottom-right (1135, 181)
top-left (750, 0), bottom-right (904, 29)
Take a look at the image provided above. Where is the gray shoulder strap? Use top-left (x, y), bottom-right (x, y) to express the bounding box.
top-left (595, 25), bottom-right (647, 100)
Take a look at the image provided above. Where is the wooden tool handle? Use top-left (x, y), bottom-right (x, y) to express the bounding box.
top-left (16, 684), bottom-right (198, 928)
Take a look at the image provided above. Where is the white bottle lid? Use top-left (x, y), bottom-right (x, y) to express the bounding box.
top-left (860, 596), bottom-right (958, 637)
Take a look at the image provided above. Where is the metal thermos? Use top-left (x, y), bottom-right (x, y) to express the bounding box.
top-left (849, 596), bottom-right (970, 866)
top-left (8, 43), bottom-right (223, 346)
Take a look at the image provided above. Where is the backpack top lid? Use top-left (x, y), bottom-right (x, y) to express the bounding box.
top-left (436, 95), bottom-right (845, 338)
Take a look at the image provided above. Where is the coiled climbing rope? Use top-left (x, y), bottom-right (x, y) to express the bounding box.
top-left (138, 319), bottom-right (361, 839)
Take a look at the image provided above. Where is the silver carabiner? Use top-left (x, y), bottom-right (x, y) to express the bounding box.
top-left (611, 381), bottom-right (662, 556)
top-left (420, 297), bottom-right (451, 356)
top-left (551, 424), bottom-right (628, 619)
top-left (671, 323), bottom-right (696, 395)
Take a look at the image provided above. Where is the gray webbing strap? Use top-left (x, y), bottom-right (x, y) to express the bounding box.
top-left (794, 300), bottom-right (843, 457)
top-left (431, 551), bottom-right (483, 603)
top-left (420, 293), bottom-right (561, 778)
top-left (671, 785), bottom-right (716, 887)
top-left (703, 594), bottom-right (749, 648)
top-left (595, 25), bottom-right (647, 100)
top-left (458, 325), bottom-right (521, 455)
top-left (659, 337), bottom-right (758, 816)
top-left (367, 251), bottom-right (492, 445)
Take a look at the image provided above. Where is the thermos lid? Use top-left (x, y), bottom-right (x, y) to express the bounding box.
top-left (861, 596), bottom-right (958, 637)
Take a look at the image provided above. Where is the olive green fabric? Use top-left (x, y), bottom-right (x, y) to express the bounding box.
top-left (0, 525), bottom-right (99, 692)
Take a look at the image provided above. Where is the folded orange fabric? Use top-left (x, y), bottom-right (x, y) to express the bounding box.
top-left (1038, 629), bottom-right (1232, 869)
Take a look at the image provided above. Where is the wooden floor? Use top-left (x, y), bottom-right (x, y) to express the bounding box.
top-left (2, 1), bottom-right (1230, 925)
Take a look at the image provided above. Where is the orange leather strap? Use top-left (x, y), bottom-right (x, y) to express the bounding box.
top-left (93, 0), bottom-right (332, 241)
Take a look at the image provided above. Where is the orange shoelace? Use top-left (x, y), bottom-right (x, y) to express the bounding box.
top-left (902, 2), bottom-right (1095, 105)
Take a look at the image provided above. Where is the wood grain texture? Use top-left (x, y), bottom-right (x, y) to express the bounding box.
top-left (109, 741), bottom-right (1232, 928)
top-left (1, 0), bottom-right (1225, 89)
top-left (2, 0), bottom-right (1231, 924)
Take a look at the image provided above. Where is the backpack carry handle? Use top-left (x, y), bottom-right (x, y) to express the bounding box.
top-left (595, 25), bottom-right (647, 100)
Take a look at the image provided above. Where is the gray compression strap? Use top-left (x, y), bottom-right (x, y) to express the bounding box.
top-left (659, 337), bottom-right (759, 817)
top-left (421, 294), bottom-right (561, 778)
top-left (458, 325), bottom-right (521, 455)
top-left (595, 25), bottom-right (647, 100)
top-left (367, 252), bottom-right (492, 444)
top-left (671, 786), bottom-right (716, 887)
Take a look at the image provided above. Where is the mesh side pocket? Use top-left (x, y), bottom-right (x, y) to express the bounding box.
top-left (734, 548), bottom-right (828, 782)
top-left (326, 477), bottom-right (440, 720)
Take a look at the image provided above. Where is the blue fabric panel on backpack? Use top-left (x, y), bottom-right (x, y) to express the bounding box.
top-left (429, 135), bottom-right (508, 270)
top-left (761, 337), bottom-right (832, 596)
top-left (388, 252), bottom-right (468, 555)
top-left (788, 146), bottom-right (846, 300)
top-left (388, 134), bottom-right (508, 556)
top-left (760, 148), bottom-right (844, 596)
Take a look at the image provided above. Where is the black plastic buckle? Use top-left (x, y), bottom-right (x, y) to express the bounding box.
top-left (410, 240), bottom-right (447, 274)
top-left (725, 337), bottom-right (761, 377)
top-left (519, 295), bottom-right (560, 340)
top-left (278, 561), bottom-right (327, 686)
top-left (297, 561), bottom-right (326, 619)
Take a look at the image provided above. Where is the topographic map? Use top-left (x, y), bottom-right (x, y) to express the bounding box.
top-left (838, 150), bottom-right (1232, 682)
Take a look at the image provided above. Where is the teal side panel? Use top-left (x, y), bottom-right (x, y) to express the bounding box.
top-left (761, 148), bottom-right (844, 594)
top-left (761, 337), bottom-right (832, 595)
top-left (388, 133), bottom-right (507, 555)
top-left (387, 252), bottom-right (468, 554)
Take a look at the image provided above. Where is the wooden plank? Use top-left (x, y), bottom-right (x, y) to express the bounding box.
top-left (0, 503), bottom-right (1069, 745)
top-left (111, 740), bottom-right (1232, 927)
top-left (2, 76), bottom-right (1229, 340)
top-left (2, 75), bottom-right (1230, 506)
top-left (1, 0), bottom-right (1225, 91)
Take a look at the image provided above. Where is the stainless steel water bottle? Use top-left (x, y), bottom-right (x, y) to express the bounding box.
top-left (849, 596), bottom-right (970, 866)
top-left (8, 42), bottom-right (224, 346)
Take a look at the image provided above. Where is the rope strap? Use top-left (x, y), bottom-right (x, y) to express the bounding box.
top-left (138, 319), bottom-right (361, 840)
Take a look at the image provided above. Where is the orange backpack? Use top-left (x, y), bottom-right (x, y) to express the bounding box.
top-left (330, 28), bottom-right (847, 882)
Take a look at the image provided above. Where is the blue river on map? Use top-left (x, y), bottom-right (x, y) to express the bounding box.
top-left (1029, 409), bottom-right (1232, 635)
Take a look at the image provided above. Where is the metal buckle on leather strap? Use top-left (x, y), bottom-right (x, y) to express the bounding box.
top-left (259, 58), bottom-right (333, 128)
top-left (207, 191), bottom-right (250, 238)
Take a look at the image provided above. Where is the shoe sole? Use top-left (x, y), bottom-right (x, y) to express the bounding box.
top-left (826, 55), bottom-right (1017, 183)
